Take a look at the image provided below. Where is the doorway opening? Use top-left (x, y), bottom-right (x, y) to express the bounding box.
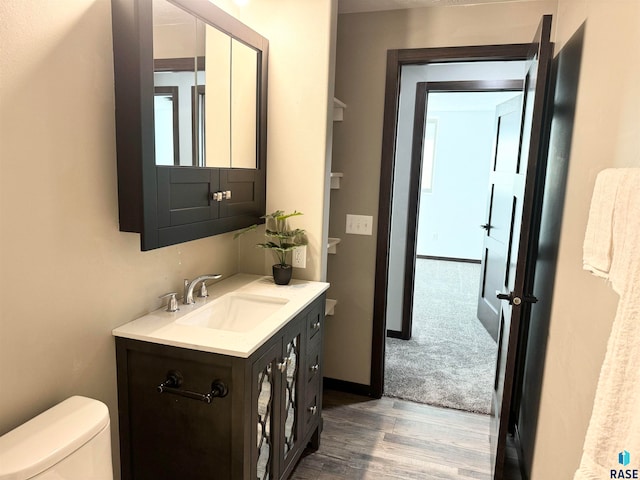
top-left (372, 44), bottom-right (537, 399)
top-left (372, 17), bottom-right (553, 478)
top-left (384, 82), bottom-right (525, 414)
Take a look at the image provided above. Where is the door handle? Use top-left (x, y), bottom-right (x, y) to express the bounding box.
top-left (496, 290), bottom-right (519, 305)
top-left (480, 223), bottom-right (492, 231)
top-left (496, 291), bottom-right (538, 306)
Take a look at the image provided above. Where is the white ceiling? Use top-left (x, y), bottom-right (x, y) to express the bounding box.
top-left (338, 0), bottom-right (526, 14)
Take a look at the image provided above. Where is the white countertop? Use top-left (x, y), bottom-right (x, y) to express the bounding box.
top-left (112, 274), bottom-right (329, 358)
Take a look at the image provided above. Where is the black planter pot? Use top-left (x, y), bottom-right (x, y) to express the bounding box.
top-left (272, 264), bottom-right (293, 285)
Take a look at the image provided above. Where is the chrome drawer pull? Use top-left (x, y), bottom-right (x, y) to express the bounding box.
top-left (308, 405), bottom-right (317, 415)
top-left (311, 320), bottom-right (321, 330)
top-left (310, 364), bottom-right (319, 372)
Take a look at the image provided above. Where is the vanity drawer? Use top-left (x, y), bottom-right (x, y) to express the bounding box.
top-left (304, 381), bottom-right (321, 431)
top-left (306, 344), bottom-right (321, 386)
top-left (307, 302), bottom-right (323, 344)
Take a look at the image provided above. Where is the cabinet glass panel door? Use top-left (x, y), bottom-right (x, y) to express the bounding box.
top-left (256, 360), bottom-right (274, 480)
top-left (283, 335), bottom-right (300, 458)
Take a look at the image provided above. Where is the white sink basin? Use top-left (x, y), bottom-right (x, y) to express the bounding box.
top-left (176, 292), bottom-right (289, 333)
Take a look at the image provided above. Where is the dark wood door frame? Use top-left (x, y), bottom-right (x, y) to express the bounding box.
top-left (372, 44), bottom-right (533, 398)
top-left (394, 79), bottom-right (524, 342)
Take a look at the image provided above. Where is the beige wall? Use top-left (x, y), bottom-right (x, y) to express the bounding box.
top-left (236, 0), bottom-right (337, 283)
top-left (0, 0), bottom-right (239, 474)
top-left (531, 1), bottom-right (640, 478)
top-left (0, 0), bottom-right (334, 477)
top-left (326, 1), bottom-right (557, 384)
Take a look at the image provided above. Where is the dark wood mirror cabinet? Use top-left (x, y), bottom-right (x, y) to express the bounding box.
top-left (111, 0), bottom-right (268, 250)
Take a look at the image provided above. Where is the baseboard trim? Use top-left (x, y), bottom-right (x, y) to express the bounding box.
top-left (417, 255), bottom-right (481, 264)
top-left (323, 377), bottom-right (372, 397)
top-left (386, 329), bottom-right (406, 339)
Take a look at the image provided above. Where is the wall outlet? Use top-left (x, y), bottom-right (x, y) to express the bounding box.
top-left (292, 245), bottom-right (307, 268)
top-left (346, 214), bottom-right (373, 235)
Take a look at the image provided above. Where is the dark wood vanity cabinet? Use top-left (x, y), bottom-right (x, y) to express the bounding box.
top-left (115, 294), bottom-right (325, 480)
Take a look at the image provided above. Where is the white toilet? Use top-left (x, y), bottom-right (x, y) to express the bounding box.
top-left (0, 396), bottom-right (113, 480)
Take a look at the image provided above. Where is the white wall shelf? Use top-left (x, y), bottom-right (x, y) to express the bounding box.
top-left (333, 97), bottom-right (347, 121)
top-left (330, 172), bottom-right (343, 189)
top-left (326, 298), bottom-right (337, 316)
top-left (327, 237), bottom-right (342, 254)
top-left (327, 99), bottom-right (345, 321)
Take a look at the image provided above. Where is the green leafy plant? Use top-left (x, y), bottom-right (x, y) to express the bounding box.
top-left (234, 210), bottom-right (307, 266)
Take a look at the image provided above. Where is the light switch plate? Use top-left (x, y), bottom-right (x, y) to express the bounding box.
top-left (346, 214), bottom-right (373, 235)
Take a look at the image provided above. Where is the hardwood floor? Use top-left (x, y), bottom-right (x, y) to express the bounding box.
top-left (290, 390), bottom-right (522, 480)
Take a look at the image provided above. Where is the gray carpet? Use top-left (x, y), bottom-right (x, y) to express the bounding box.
top-left (384, 259), bottom-right (497, 414)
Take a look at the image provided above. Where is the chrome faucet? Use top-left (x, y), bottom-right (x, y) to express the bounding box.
top-left (183, 274), bottom-right (222, 305)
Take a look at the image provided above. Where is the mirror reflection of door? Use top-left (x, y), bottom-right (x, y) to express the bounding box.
top-left (152, 0), bottom-right (259, 169)
top-left (154, 86), bottom-right (180, 166)
top-left (192, 85), bottom-right (206, 167)
top-left (152, 0), bottom-right (202, 167)
top-left (154, 64), bottom-right (204, 166)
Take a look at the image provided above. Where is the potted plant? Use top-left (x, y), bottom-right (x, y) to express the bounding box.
top-left (235, 210), bottom-right (307, 285)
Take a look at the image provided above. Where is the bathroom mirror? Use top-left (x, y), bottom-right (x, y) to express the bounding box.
top-left (152, 0), bottom-right (260, 169)
top-left (111, 0), bottom-right (268, 251)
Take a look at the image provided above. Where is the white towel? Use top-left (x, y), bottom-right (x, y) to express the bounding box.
top-left (575, 168), bottom-right (640, 480)
top-left (582, 169), bottom-right (621, 281)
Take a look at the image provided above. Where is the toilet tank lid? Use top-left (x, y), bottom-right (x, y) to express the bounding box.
top-left (0, 396), bottom-right (110, 480)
